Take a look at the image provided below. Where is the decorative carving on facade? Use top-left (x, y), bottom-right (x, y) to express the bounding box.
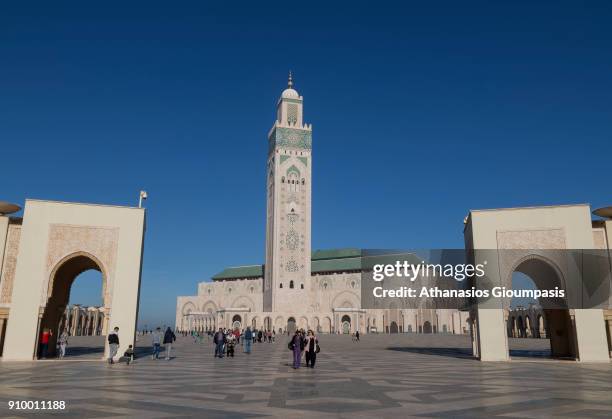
top-left (268, 127), bottom-right (312, 152)
top-left (0, 225), bottom-right (21, 304)
top-left (44, 224), bottom-right (119, 306)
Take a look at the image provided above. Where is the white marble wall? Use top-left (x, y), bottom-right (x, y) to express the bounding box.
top-left (176, 272), bottom-right (470, 335)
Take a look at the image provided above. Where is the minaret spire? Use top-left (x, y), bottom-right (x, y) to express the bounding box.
top-left (287, 71), bottom-right (293, 88)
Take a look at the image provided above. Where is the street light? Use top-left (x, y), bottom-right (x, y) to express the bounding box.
top-left (138, 190), bottom-right (148, 208)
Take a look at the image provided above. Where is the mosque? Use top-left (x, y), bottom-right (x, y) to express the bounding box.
top-left (175, 75), bottom-right (470, 335)
top-left (0, 76), bottom-right (608, 362)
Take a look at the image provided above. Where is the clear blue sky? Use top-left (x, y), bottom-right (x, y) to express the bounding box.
top-left (1, 1), bottom-right (611, 328)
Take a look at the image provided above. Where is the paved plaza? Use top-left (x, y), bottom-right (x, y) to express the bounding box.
top-left (0, 334), bottom-right (611, 418)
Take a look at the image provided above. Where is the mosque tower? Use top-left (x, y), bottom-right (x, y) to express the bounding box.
top-left (263, 73), bottom-right (312, 313)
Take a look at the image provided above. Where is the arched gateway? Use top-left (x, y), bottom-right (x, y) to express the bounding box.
top-left (464, 204), bottom-right (609, 362)
top-left (0, 199), bottom-right (145, 361)
top-left (40, 252), bottom-right (107, 357)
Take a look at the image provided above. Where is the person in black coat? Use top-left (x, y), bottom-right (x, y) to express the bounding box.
top-left (163, 327), bottom-right (176, 360)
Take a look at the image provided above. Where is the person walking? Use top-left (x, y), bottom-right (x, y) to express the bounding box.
top-left (152, 327), bottom-right (162, 359)
top-left (355, 331), bottom-right (360, 342)
top-left (58, 329), bottom-right (69, 359)
top-left (244, 327), bottom-right (253, 354)
top-left (213, 328), bottom-right (225, 358)
top-left (290, 330), bottom-right (305, 369)
top-left (108, 327), bottom-right (120, 364)
top-left (304, 329), bottom-right (319, 368)
top-left (163, 327), bottom-right (176, 360)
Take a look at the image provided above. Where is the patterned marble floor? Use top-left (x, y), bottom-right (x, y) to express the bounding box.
top-left (0, 334), bottom-right (611, 418)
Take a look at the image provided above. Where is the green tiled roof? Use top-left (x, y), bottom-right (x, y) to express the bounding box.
top-left (311, 255), bottom-right (361, 273)
top-left (312, 248), bottom-right (361, 260)
top-left (211, 265), bottom-right (263, 280)
top-left (211, 249), bottom-right (421, 280)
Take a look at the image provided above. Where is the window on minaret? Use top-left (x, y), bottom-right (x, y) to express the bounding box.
top-left (287, 104), bottom-right (297, 125)
top-left (288, 172), bottom-right (299, 192)
top-left (280, 283), bottom-right (283, 289)
top-left (290, 280), bottom-right (294, 289)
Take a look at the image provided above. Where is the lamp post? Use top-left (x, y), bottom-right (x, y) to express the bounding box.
top-left (138, 190), bottom-right (148, 208)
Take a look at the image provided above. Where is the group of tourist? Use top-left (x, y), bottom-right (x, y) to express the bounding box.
top-left (37, 328), bottom-right (76, 360)
top-left (289, 329), bottom-right (320, 369)
top-left (38, 324), bottom-right (322, 370)
top-left (213, 326), bottom-right (254, 358)
top-left (150, 327), bottom-right (177, 360)
top-left (108, 326), bottom-right (176, 365)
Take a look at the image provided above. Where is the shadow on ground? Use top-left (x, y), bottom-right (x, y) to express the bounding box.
top-left (64, 346), bottom-right (104, 357)
top-left (387, 346), bottom-right (474, 359)
top-left (509, 349), bottom-right (552, 358)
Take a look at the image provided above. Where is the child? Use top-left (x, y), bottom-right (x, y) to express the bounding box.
top-left (124, 345), bottom-right (134, 365)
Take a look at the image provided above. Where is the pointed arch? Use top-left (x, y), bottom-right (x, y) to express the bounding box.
top-left (46, 251), bottom-right (109, 307)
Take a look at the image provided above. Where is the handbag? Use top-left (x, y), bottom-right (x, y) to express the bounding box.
top-left (316, 343), bottom-right (320, 353)
top-left (288, 341), bottom-right (294, 351)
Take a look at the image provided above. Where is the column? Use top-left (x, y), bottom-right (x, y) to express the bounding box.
top-left (470, 316), bottom-right (479, 358)
top-left (0, 318), bottom-right (6, 356)
top-left (102, 313), bottom-right (110, 335)
top-left (71, 309), bottom-right (79, 335)
top-left (93, 313), bottom-right (99, 335)
top-left (607, 319), bottom-right (612, 355)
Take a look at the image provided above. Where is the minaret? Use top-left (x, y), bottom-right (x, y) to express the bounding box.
top-left (264, 73), bottom-right (312, 313)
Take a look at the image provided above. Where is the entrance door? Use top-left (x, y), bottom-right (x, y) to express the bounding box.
top-left (287, 317), bottom-right (297, 334)
top-left (341, 315), bottom-right (351, 334)
top-left (232, 315), bottom-right (242, 331)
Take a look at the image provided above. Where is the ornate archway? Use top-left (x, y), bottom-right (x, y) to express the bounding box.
top-left (264, 316), bottom-right (272, 331)
top-left (40, 253), bottom-right (107, 358)
top-left (464, 205), bottom-right (609, 362)
top-left (341, 315), bottom-right (351, 334)
top-left (1, 200), bottom-right (145, 362)
top-left (232, 314), bottom-right (242, 330)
